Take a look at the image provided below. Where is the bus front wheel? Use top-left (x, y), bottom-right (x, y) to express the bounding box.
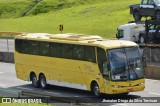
top-left (92, 82), bottom-right (101, 97)
top-left (39, 74), bottom-right (47, 89)
top-left (31, 74), bottom-right (39, 88)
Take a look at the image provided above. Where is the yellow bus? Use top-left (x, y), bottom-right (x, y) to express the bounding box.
top-left (14, 33), bottom-right (145, 96)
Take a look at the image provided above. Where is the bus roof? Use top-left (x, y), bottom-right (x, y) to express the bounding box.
top-left (16, 33), bottom-right (138, 49)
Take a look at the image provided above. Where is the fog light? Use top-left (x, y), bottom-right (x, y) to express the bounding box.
top-left (111, 85), bottom-right (122, 88)
top-left (112, 90), bottom-right (117, 92)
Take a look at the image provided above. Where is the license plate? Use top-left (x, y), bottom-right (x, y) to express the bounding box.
top-left (127, 88), bottom-right (133, 92)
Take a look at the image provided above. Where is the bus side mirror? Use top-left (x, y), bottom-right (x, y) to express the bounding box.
top-left (102, 61), bottom-right (110, 75)
top-left (102, 61), bottom-right (110, 80)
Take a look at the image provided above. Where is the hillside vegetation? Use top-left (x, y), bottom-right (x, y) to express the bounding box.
top-left (0, 0), bottom-right (139, 38)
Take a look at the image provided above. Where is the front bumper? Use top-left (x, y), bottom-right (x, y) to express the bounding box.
top-left (104, 79), bottom-right (145, 94)
top-left (108, 84), bottom-right (145, 94)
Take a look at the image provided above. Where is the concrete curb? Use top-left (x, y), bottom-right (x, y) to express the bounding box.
top-left (0, 52), bottom-right (14, 63)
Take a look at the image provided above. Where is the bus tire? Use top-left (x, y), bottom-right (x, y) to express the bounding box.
top-left (31, 73), bottom-right (39, 88)
top-left (91, 82), bottom-right (101, 97)
top-left (39, 74), bottom-right (47, 89)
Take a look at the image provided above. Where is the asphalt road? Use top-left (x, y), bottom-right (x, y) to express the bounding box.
top-left (0, 62), bottom-right (160, 106)
top-left (0, 39), bottom-right (14, 52)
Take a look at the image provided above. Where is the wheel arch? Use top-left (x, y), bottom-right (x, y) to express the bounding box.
top-left (38, 72), bottom-right (45, 80)
top-left (90, 80), bottom-right (99, 91)
top-left (30, 71), bottom-right (36, 81)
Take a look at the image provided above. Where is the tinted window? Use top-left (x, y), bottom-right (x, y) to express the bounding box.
top-left (15, 39), bottom-right (29, 54)
top-left (84, 46), bottom-right (96, 63)
top-left (141, 0), bottom-right (148, 4)
top-left (28, 41), bottom-right (39, 55)
top-left (15, 39), bottom-right (96, 63)
top-left (39, 42), bottom-right (49, 56)
top-left (73, 45), bottom-right (85, 60)
top-left (50, 43), bottom-right (61, 57)
top-left (61, 44), bottom-right (73, 59)
top-left (117, 30), bottom-right (124, 38)
top-left (22, 40), bottom-right (29, 54)
top-left (15, 39), bottom-right (21, 52)
top-left (148, 0), bottom-right (154, 5)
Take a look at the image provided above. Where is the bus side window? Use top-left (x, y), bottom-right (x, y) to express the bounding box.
top-left (73, 45), bottom-right (85, 60)
top-left (49, 43), bottom-right (61, 58)
top-left (84, 46), bottom-right (96, 63)
top-left (61, 44), bottom-right (73, 59)
top-left (22, 40), bottom-right (29, 54)
top-left (39, 42), bottom-right (49, 56)
top-left (28, 41), bottom-right (39, 55)
top-left (97, 47), bottom-right (107, 73)
top-left (15, 39), bottom-right (21, 53)
top-left (15, 39), bottom-right (28, 54)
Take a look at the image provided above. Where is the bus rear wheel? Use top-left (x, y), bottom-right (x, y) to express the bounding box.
top-left (31, 74), bottom-right (39, 88)
top-left (39, 74), bottom-right (47, 89)
top-left (92, 83), bottom-right (101, 97)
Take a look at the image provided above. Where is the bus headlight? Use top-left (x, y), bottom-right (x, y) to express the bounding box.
top-left (139, 82), bottom-right (144, 85)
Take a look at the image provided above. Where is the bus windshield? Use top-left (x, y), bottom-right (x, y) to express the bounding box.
top-left (154, 0), bottom-right (160, 6)
top-left (108, 47), bottom-right (144, 81)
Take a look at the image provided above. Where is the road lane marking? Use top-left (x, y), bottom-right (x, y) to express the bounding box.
top-left (74, 96), bottom-right (80, 97)
top-left (0, 84), bottom-right (6, 87)
top-left (43, 91), bottom-right (60, 95)
top-left (149, 92), bottom-right (160, 96)
top-left (16, 87), bottom-right (33, 91)
top-left (110, 104), bottom-right (128, 106)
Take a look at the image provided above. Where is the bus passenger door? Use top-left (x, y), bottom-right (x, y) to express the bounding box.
top-left (97, 47), bottom-right (110, 93)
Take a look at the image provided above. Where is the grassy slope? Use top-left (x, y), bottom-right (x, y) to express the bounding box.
top-left (0, 0), bottom-right (139, 38)
top-left (0, 0), bottom-right (34, 18)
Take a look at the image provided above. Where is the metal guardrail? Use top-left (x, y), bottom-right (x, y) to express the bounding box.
top-left (0, 39), bottom-right (14, 52)
top-left (0, 52), bottom-right (14, 63)
top-left (21, 90), bottom-right (93, 105)
top-left (0, 31), bottom-right (24, 52)
top-left (0, 31), bottom-right (23, 35)
top-left (21, 91), bottom-right (88, 104)
top-left (141, 47), bottom-right (160, 64)
top-left (0, 32), bottom-right (20, 63)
